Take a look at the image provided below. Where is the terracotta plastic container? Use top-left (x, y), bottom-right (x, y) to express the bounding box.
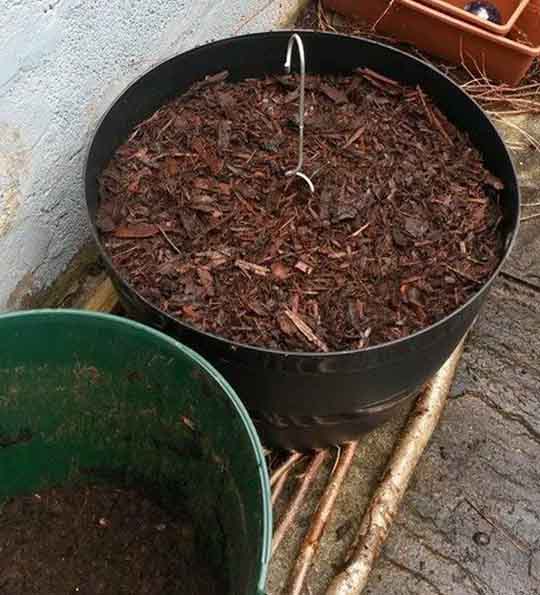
top-left (324, 0), bottom-right (540, 85)
top-left (419, 0), bottom-right (531, 35)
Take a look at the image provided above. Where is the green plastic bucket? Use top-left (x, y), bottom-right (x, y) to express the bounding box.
top-left (0, 310), bottom-right (271, 595)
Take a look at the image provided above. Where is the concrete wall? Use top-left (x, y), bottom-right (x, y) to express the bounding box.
top-left (0, 0), bottom-right (301, 309)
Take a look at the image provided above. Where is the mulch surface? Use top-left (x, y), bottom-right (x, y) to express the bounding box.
top-left (97, 69), bottom-right (503, 352)
top-left (0, 485), bottom-right (225, 595)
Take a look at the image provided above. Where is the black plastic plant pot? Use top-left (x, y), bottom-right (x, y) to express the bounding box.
top-left (85, 31), bottom-right (520, 449)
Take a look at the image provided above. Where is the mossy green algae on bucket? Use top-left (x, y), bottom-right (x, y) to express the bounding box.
top-left (0, 310), bottom-right (271, 595)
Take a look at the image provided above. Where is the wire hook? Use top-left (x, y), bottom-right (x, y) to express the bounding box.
top-left (284, 34), bottom-right (315, 194)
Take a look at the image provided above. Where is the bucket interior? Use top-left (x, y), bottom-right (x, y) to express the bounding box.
top-left (0, 310), bottom-right (271, 595)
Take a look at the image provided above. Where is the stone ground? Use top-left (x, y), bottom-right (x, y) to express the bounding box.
top-left (267, 33), bottom-right (540, 595)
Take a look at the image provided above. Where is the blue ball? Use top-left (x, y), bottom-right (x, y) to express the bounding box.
top-left (464, 0), bottom-right (502, 23)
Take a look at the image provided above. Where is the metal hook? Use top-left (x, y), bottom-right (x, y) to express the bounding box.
top-left (284, 34), bottom-right (315, 194)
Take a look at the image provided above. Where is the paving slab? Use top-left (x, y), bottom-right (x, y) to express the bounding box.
top-left (365, 277), bottom-right (540, 595)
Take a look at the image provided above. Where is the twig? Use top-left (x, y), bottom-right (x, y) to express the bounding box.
top-left (158, 225), bottom-right (182, 255)
top-left (330, 445), bottom-right (342, 476)
top-left (349, 222), bottom-right (371, 238)
top-left (285, 442), bottom-right (359, 595)
top-left (416, 87), bottom-right (453, 145)
top-left (417, 86), bottom-right (434, 124)
top-left (464, 497), bottom-right (530, 554)
top-left (361, 68), bottom-right (399, 88)
top-left (284, 308), bottom-right (329, 352)
top-left (488, 113), bottom-right (540, 152)
top-left (317, 0), bottom-right (337, 32)
top-left (520, 212), bottom-right (540, 222)
top-left (272, 450), bottom-right (327, 556)
top-left (371, 0), bottom-right (396, 32)
top-left (505, 142), bottom-right (528, 152)
top-left (342, 125), bottom-right (366, 149)
top-left (271, 451), bottom-right (303, 487)
top-left (445, 265), bottom-right (481, 284)
top-left (235, 259), bottom-right (269, 276)
top-left (326, 339), bottom-right (466, 595)
top-left (431, 109), bottom-right (454, 145)
top-left (522, 202), bottom-right (540, 207)
top-left (272, 469), bottom-right (291, 506)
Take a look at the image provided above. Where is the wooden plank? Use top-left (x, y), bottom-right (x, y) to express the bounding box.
top-left (82, 277), bottom-right (119, 313)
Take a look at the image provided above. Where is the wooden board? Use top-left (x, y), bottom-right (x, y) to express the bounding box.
top-left (82, 277), bottom-right (119, 313)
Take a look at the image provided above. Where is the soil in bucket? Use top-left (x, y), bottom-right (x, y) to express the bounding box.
top-left (97, 69), bottom-right (504, 353)
top-left (0, 483), bottom-right (225, 595)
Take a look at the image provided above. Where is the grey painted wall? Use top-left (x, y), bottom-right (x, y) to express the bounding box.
top-left (0, 0), bottom-right (300, 308)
